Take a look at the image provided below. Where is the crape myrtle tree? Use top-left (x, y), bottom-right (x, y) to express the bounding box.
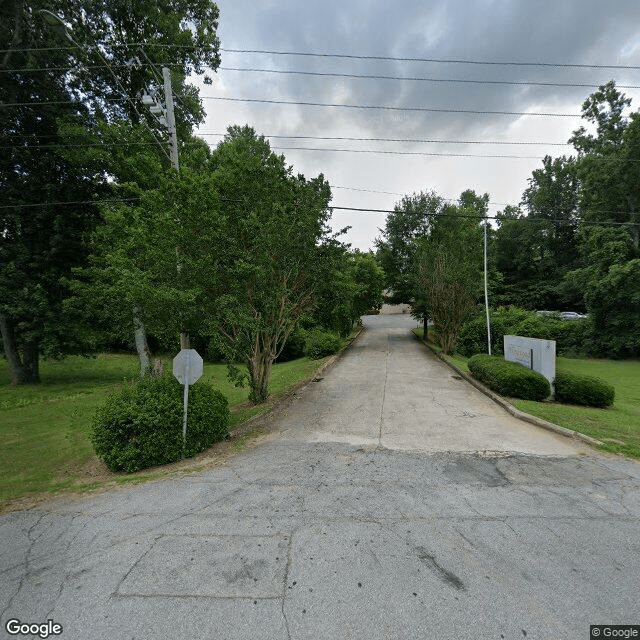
top-left (0, 0), bottom-right (220, 384)
top-left (375, 190), bottom-right (446, 335)
top-left (102, 126), bottom-right (337, 404)
top-left (208, 127), bottom-right (335, 402)
top-left (414, 191), bottom-right (486, 354)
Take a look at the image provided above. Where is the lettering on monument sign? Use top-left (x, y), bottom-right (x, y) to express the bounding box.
top-left (504, 335), bottom-right (556, 397)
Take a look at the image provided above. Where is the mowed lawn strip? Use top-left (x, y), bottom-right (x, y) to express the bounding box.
top-left (511, 358), bottom-right (640, 458)
top-left (0, 353), bottom-right (328, 504)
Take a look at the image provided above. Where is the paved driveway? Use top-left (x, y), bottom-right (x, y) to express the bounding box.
top-left (268, 314), bottom-right (591, 455)
top-left (1, 316), bottom-right (639, 640)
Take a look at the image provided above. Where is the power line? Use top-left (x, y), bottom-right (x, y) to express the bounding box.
top-left (3, 194), bottom-right (635, 223)
top-left (0, 141), bottom-right (563, 160)
top-left (270, 146), bottom-right (541, 159)
top-left (0, 95), bottom-right (582, 118)
top-left (220, 48), bottom-right (640, 71)
top-left (0, 62), bottom-right (181, 73)
top-left (197, 133), bottom-right (570, 146)
top-left (0, 145), bottom-right (547, 159)
top-left (333, 185), bottom-right (512, 207)
top-left (4, 61), bottom-right (640, 91)
top-left (0, 29), bottom-right (173, 163)
top-left (0, 100), bottom-right (90, 107)
top-left (202, 96), bottom-right (581, 118)
top-left (217, 66), bottom-right (640, 90)
top-left (0, 135), bottom-right (572, 151)
top-left (0, 141), bottom-right (162, 150)
top-left (330, 205), bottom-right (633, 225)
top-left (0, 196), bottom-right (140, 210)
top-left (3, 43), bottom-right (639, 71)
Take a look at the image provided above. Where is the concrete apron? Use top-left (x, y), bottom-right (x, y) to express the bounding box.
top-left (271, 315), bottom-right (591, 457)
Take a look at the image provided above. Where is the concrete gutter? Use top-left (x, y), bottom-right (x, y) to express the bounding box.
top-left (228, 324), bottom-right (366, 438)
top-left (412, 331), bottom-right (603, 447)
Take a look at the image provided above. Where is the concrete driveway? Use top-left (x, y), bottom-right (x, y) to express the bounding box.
top-left (269, 314), bottom-right (591, 456)
top-left (1, 315), bottom-right (639, 640)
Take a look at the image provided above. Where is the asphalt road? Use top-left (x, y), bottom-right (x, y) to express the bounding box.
top-left (1, 315), bottom-right (639, 640)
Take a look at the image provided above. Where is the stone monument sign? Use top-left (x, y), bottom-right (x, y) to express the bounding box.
top-left (504, 335), bottom-right (556, 397)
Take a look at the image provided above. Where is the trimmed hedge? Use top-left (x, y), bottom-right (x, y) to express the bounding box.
top-left (554, 370), bottom-right (615, 408)
top-left (303, 328), bottom-right (345, 359)
top-left (467, 354), bottom-right (551, 401)
top-left (91, 373), bottom-right (230, 472)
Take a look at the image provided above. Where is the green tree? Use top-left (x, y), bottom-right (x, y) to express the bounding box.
top-left (501, 155), bottom-right (581, 309)
top-left (311, 249), bottom-right (385, 336)
top-left (100, 126), bottom-right (335, 403)
top-left (349, 251), bottom-right (385, 318)
top-left (375, 191), bottom-right (447, 333)
top-left (208, 127), bottom-right (334, 402)
top-left (1, 2), bottom-right (105, 383)
top-left (562, 82), bottom-right (640, 356)
top-left (0, 0), bottom-right (221, 383)
top-left (570, 82), bottom-right (640, 248)
top-left (414, 192), bottom-right (485, 354)
top-left (492, 205), bottom-right (530, 306)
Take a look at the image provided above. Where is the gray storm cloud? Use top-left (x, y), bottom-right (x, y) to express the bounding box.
top-left (213, 0), bottom-right (640, 140)
top-left (199, 0), bottom-right (640, 248)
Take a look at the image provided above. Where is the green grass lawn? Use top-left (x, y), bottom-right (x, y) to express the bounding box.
top-left (413, 326), bottom-right (640, 459)
top-left (511, 357), bottom-right (640, 458)
top-left (0, 353), bottom-right (328, 505)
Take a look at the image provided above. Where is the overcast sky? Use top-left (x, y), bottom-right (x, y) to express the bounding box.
top-left (193, 0), bottom-right (640, 251)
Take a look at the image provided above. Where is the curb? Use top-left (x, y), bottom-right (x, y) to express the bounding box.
top-left (228, 325), bottom-right (366, 438)
top-left (411, 331), bottom-right (603, 448)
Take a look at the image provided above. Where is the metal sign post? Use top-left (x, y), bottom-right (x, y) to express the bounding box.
top-left (172, 349), bottom-right (203, 456)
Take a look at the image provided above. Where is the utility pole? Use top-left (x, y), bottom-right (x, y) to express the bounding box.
top-left (143, 68), bottom-right (189, 349)
top-left (162, 67), bottom-right (179, 172)
top-left (484, 221), bottom-right (492, 355)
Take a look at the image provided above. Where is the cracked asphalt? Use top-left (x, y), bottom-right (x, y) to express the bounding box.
top-left (1, 315), bottom-right (639, 640)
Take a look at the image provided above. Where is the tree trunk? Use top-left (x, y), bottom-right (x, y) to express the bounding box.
top-left (423, 314), bottom-right (428, 341)
top-left (132, 305), bottom-right (152, 377)
top-left (0, 314), bottom-right (40, 384)
top-left (22, 342), bottom-right (40, 383)
top-left (247, 335), bottom-right (275, 404)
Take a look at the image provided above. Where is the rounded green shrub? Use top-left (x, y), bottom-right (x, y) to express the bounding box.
top-left (303, 328), bottom-right (345, 359)
top-left (91, 373), bottom-right (230, 472)
top-left (467, 353), bottom-right (551, 401)
top-left (554, 370), bottom-right (615, 408)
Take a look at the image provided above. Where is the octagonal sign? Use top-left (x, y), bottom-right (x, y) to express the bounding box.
top-left (172, 348), bottom-right (203, 386)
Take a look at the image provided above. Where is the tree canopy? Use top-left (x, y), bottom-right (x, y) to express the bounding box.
top-left (0, 0), bottom-right (221, 383)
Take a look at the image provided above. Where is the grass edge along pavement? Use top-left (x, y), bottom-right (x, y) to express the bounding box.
top-left (412, 327), bottom-right (640, 459)
top-left (0, 325), bottom-right (364, 511)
